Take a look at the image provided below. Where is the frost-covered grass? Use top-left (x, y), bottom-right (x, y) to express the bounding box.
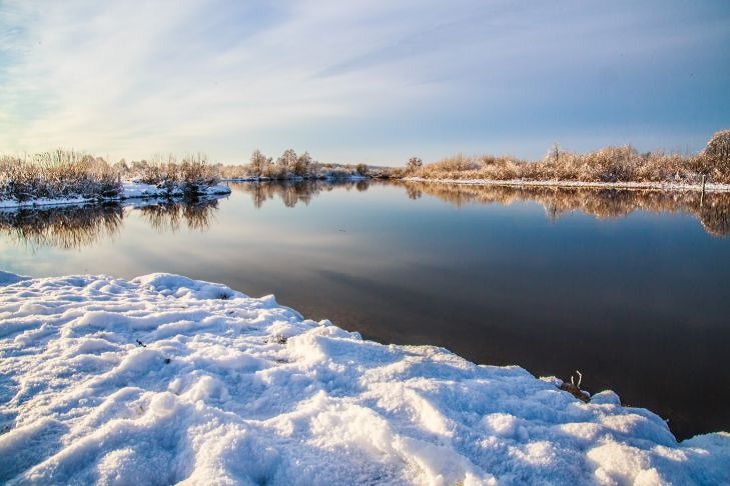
top-left (0, 151), bottom-right (228, 208)
top-left (408, 130), bottom-right (730, 186)
top-left (0, 273), bottom-right (728, 484)
top-left (134, 154), bottom-right (221, 195)
top-left (0, 151), bottom-right (122, 203)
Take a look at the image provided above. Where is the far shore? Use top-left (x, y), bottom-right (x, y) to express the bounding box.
top-left (404, 176), bottom-right (730, 193)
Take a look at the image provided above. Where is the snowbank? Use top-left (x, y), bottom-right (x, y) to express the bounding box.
top-left (0, 182), bottom-right (231, 210)
top-left (404, 177), bottom-right (730, 193)
top-left (0, 273), bottom-right (727, 485)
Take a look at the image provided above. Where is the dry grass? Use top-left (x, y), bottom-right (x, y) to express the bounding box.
top-left (0, 150), bottom-right (222, 202)
top-left (133, 154), bottom-right (220, 194)
top-left (410, 130), bottom-right (730, 185)
top-left (0, 151), bottom-right (122, 202)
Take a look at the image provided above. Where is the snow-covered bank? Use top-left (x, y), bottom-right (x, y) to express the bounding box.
top-left (0, 182), bottom-right (231, 210)
top-left (222, 175), bottom-right (369, 183)
top-left (0, 273), bottom-right (728, 485)
top-left (404, 177), bottom-right (730, 193)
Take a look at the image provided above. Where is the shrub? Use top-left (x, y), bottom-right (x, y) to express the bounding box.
top-left (701, 130), bottom-right (730, 183)
top-left (133, 154), bottom-right (220, 194)
top-left (407, 130), bottom-right (730, 185)
top-left (0, 150), bottom-right (122, 202)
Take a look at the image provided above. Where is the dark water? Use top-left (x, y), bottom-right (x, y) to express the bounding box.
top-left (2, 180), bottom-right (729, 440)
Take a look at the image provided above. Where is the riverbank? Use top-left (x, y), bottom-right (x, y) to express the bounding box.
top-left (0, 181), bottom-right (231, 210)
top-left (0, 272), bottom-right (728, 484)
top-left (404, 177), bottom-right (730, 193)
top-left (221, 174), bottom-right (369, 183)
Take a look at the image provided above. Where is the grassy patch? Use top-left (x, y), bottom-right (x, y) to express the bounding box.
top-left (0, 150), bottom-right (223, 202)
top-left (0, 151), bottom-right (122, 202)
top-left (407, 130), bottom-right (730, 185)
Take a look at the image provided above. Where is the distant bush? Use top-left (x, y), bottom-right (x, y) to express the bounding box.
top-left (0, 150), bottom-right (122, 202)
top-left (406, 156), bottom-right (423, 173)
top-left (216, 149), bottom-right (376, 180)
top-left (407, 130), bottom-right (730, 185)
top-left (356, 163), bottom-right (369, 176)
top-left (702, 130), bottom-right (730, 178)
top-left (131, 154), bottom-right (220, 195)
top-left (0, 150), bottom-right (224, 202)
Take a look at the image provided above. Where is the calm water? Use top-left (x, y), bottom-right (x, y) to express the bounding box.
top-left (2, 180), bottom-right (729, 440)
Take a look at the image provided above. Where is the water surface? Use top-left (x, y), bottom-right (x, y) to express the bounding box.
top-left (2, 180), bottom-right (729, 440)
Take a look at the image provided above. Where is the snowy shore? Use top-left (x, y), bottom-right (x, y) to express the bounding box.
top-left (0, 182), bottom-right (231, 210)
top-left (404, 177), bottom-right (730, 193)
top-left (221, 175), bottom-right (369, 183)
top-left (0, 272), bottom-right (728, 484)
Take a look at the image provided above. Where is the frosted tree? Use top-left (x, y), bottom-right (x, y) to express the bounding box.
top-left (293, 151), bottom-right (313, 176)
top-left (704, 130), bottom-right (730, 173)
top-left (249, 150), bottom-right (271, 177)
top-left (277, 149), bottom-right (298, 173)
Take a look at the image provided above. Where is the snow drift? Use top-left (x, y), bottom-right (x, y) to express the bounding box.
top-left (0, 273), bottom-right (727, 485)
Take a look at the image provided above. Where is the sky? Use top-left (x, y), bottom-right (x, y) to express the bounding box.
top-left (1, 0), bottom-right (729, 166)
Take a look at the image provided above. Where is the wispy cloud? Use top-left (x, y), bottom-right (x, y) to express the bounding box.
top-left (1, 0), bottom-right (728, 164)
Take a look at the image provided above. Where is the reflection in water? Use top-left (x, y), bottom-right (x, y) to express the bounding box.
top-left (1, 180), bottom-right (729, 440)
top-left (0, 204), bottom-right (124, 250)
top-left (139, 199), bottom-right (219, 233)
top-left (397, 181), bottom-right (730, 237)
top-left (0, 198), bottom-right (220, 250)
top-left (231, 179), bottom-right (370, 208)
top-left (3, 181), bottom-right (728, 252)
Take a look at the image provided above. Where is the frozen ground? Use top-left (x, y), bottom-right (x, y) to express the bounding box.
top-left (0, 273), bottom-right (728, 485)
top-left (404, 177), bottom-right (730, 193)
top-left (0, 182), bottom-right (231, 209)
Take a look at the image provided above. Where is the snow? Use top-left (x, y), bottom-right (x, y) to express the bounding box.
top-left (404, 177), bottom-right (730, 193)
top-left (0, 182), bottom-right (231, 209)
top-left (0, 272), bottom-right (728, 485)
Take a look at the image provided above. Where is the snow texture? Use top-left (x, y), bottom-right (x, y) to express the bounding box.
top-left (0, 273), bottom-right (728, 485)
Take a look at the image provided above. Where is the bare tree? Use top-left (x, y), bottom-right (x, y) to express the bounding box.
top-left (277, 149), bottom-right (298, 173)
top-left (294, 151), bottom-right (313, 176)
top-left (250, 150), bottom-right (271, 178)
top-left (406, 156), bottom-right (423, 173)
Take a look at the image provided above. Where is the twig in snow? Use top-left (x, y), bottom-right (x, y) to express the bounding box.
top-left (560, 370), bottom-right (589, 402)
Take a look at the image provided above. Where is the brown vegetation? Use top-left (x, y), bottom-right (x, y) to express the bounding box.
top-left (132, 153), bottom-right (220, 195)
top-left (0, 150), bottom-right (222, 202)
top-left (407, 130), bottom-right (730, 185)
top-left (0, 151), bottom-right (121, 202)
top-left (216, 149), bottom-right (382, 180)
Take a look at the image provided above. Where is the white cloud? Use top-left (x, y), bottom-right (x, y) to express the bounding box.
top-left (0, 0), bottom-right (728, 164)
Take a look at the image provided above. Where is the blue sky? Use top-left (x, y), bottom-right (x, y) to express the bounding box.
top-left (1, 0), bottom-right (728, 165)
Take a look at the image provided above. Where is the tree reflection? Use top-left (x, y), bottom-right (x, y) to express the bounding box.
top-left (230, 180), bottom-right (370, 208)
top-left (138, 198), bottom-right (218, 233)
top-left (1, 197), bottom-right (221, 249)
top-left (396, 181), bottom-right (730, 237)
top-left (0, 204), bottom-right (124, 249)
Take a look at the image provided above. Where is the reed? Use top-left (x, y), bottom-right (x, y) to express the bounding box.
top-left (409, 130), bottom-right (730, 185)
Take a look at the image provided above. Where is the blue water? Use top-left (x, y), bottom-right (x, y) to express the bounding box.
top-left (2, 180), bottom-right (729, 439)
